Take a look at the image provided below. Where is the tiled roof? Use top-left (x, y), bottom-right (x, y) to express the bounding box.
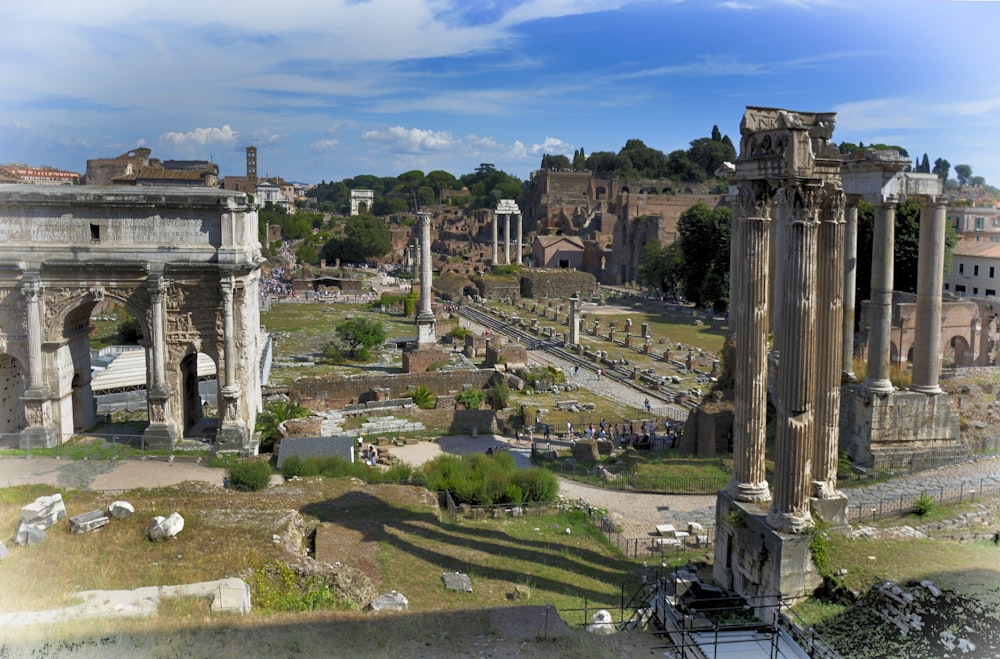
top-left (952, 239), bottom-right (1000, 258)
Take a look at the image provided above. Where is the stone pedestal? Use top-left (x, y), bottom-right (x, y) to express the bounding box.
top-left (809, 492), bottom-right (850, 532)
top-left (713, 493), bottom-right (822, 620)
top-left (839, 386), bottom-right (961, 468)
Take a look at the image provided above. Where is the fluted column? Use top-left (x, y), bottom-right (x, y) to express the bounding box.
top-left (864, 202), bottom-right (896, 393)
top-left (813, 183), bottom-right (845, 498)
top-left (21, 277), bottom-right (44, 390)
top-left (149, 279), bottom-right (167, 390)
top-left (911, 197), bottom-right (947, 393)
top-left (728, 181), bottom-right (771, 502)
top-left (841, 200), bottom-right (860, 380)
top-left (515, 213), bottom-right (522, 265)
top-left (768, 182), bottom-right (820, 533)
top-left (221, 277), bottom-right (237, 389)
top-left (491, 213), bottom-right (499, 265)
top-left (504, 213), bottom-right (511, 264)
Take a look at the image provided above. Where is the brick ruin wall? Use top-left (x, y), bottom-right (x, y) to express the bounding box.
top-left (519, 270), bottom-right (597, 299)
top-left (290, 369), bottom-right (499, 410)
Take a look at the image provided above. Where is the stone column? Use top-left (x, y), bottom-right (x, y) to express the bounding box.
top-left (911, 197), bottom-right (947, 393)
top-left (149, 278), bottom-right (168, 390)
top-left (864, 202), bottom-right (896, 393)
top-left (491, 213), bottom-right (499, 265)
top-left (216, 275), bottom-right (246, 449)
top-left (416, 212), bottom-right (436, 345)
top-left (515, 213), bottom-right (522, 265)
top-left (504, 213), bottom-right (511, 265)
top-left (568, 295), bottom-right (581, 345)
top-left (19, 275), bottom-right (57, 447)
top-left (768, 182), bottom-right (820, 533)
top-left (813, 184), bottom-right (845, 498)
top-left (728, 181), bottom-right (771, 503)
top-left (841, 199), bottom-right (860, 380)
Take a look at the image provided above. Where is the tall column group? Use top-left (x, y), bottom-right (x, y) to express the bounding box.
top-left (493, 200), bottom-right (522, 266)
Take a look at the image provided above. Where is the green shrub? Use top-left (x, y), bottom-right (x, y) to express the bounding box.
top-left (486, 381), bottom-right (510, 410)
top-left (448, 327), bottom-right (472, 341)
top-left (227, 460), bottom-right (273, 491)
top-left (912, 491), bottom-right (937, 516)
top-left (282, 455), bottom-right (372, 480)
top-left (512, 468), bottom-right (559, 502)
top-left (411, 386), bottom-right (437, 410)
top-left (455, 389), bottom-right (486, 409)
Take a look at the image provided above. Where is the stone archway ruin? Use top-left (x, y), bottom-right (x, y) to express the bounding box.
top-left (0, 185), bottom-right (264, 451)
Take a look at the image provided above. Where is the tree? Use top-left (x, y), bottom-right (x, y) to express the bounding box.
top-left (933, 157), bottom-right (951, 180)
top-left (255, 401), bottom-right (309, 452)
top-left (425, 170), bottom-right (458, 202)
top-left (688, 137), bottom-right (736, 179)
top-left (676, 203), bottom-right (731, 310)
top-left (334, 317), bottom-right (386, 360)
top-left (638, 239), bottom-right (683, 298)
top-left (572, 148), bottom-right (586, 171)
top-left (919, 153), bottom-right (930, 173)
top-left (954, 164), bottom-right (972, 187)
top-left (321, 214), bottom-right (392, 264)
top-left (295, 243), bottom-right (318, 266)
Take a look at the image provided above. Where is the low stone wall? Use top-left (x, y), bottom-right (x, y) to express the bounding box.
top-left (519, 269), bottom-right (596, 299)
top-left (291, 370), bottom-right (499, 410)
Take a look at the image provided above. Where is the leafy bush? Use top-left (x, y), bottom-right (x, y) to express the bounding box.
top-left (411, 386), bottom-right (437, 410)
top-left (422, 452), bottom-right (557, 505)
top-left (448, 327), bottom-right (472, 342)
top-left (249, 559), bottom-right (352, 612)
top-left (282, 455), bottom-right (371, 480)
top-left (227, 460), bottom-right (273, 491)
top-left (912, 491), bottom-right (937, 516)
top-left (486, 381), bottom-right (510, 410)
top-left (520, 366), bottom-right (565, 390)
top-left (455, 389), bottom-right (486, 409)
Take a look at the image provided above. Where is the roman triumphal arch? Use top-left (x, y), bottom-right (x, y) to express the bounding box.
top-left (0, 185), bottom-right (264, 451)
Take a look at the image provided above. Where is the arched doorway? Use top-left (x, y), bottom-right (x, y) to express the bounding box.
top-left (179, 351), bottom-right (218, 437)
top-left (946, 335), bottom-right (973, 367)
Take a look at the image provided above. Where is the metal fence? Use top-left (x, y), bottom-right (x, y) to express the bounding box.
top-left (0, 432), bottom-right (212, 459)
top-left (847, 476), bottom-right (1000, 525)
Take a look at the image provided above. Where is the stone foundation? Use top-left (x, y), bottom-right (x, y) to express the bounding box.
top-left (839, 386), bottom-right (962, 467)
top-left (712, 492), bottom-right (822, 621)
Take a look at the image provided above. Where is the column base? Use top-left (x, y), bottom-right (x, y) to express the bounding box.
top-left (909, 383), bottom-right (943, 395)
top-left (728, 480), bottom-right (771, 503)
top-left (144, 423), bottom-right (180, 450)
top-left (766, 508), bottom-right (813, 534)
top-left (416, 318), bottom-right (437, 345)
top-left (20, 425), bottom-right (59, 450)
top-left (863, 378), bottom-right (894, 394)
top-left (810, 490), bottom-right (851, 534)
top-left (841, 370), bottom-right (856, 383)
top-left (216, 424), bottom-right (250, 453)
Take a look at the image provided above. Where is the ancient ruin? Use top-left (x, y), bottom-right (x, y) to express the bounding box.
top-left (493, 199), bottom-right (522, 265)
top-left (0, 185), bottom-right (264, 451)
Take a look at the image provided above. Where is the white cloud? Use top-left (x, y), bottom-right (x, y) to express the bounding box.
top-left (160, 125), bottom-right (239, 146)
top-left (362, 126), bottom-right (458, 152)
top-left (717, 2), bottom-right (755, 9)
top-left (310, 138), bottom-right (341, 151)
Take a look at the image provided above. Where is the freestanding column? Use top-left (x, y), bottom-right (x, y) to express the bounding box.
top-left (864, 201), bottom-right (896, 393)
top-left (813, 184), bottom-right (845, 498)
top-left (568, 294), bottom-right (581, 345)
top-left (841, 200), bottom-right (859, 380)
top-left (768, 182), bottom-right (820, 533)
top-left (911, 197), bottom-right (947, 393)
top-left (504, 213), bottom-right (511, 264)
top-left (416, 212), bottom-right (436, 345)
top-left (729, 181), bottom-right (771, 503)
top-left (515, 213), bottom-right (522, 265)
top-left (491, 213), bottom-right (499, 265)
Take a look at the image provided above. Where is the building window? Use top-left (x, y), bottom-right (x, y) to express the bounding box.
top-left (990, 266), bottom-right (996, 278)
top-left (956, 285), bottom-right (966, 295)
top-left (959, 263), bottom-right (964, 274)
top-left (975, 217), bottom-right (985, 231)
top-left (944, 283), bottom-right (950, 290)
top-left (90, 224), bottom-right (100, 241)
top-left (974, 287), bottom-right (979, 295)
top-left (974, 265), bottom-right (980, 276)
top-left (987, 289), bottom-right (996, 297)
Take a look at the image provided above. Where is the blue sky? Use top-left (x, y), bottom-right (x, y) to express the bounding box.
top-left (3, 0), bottom-right (999, 186)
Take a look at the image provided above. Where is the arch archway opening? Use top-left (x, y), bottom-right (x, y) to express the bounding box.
top-left (180, 352), bottom-right (219, 439)
top-left (86, 301), bottom-right (150, 435)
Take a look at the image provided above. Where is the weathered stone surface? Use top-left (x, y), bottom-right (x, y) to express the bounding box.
top-left (20, 493), bottom-right (67, 530)
top-left (442, 572), bottom-right (472, 592)
top-left (0, 541), bottom-right (8, 560)
top-left (70, 510), bottom-right (110, 534)
top-left (108, 501), bottom-right (135, 520)
top-left (511, 584), bottom-right (530, 601)
top-left (370, 590), bottom-right (409, 612)
top-left (15, 522), bottom-right (47, 546)
top-left (586, 609), bottom-right (616, 635)
top-left (146, 512), bottom-right (185, 542)
top-left (571, 440), bottom-right (599, 463)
